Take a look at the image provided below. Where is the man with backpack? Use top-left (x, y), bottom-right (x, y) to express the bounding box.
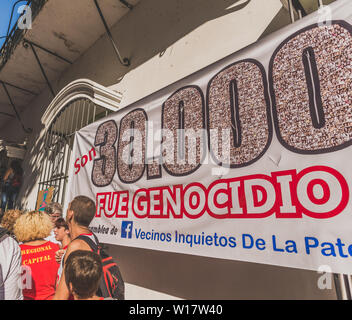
top-left (53, 195), bottom-right (124, 300)
top-left (0, 226), bottom-right (23, 300)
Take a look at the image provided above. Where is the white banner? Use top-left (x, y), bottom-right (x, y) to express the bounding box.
top-left (68, 0), bottom-right (352, 274)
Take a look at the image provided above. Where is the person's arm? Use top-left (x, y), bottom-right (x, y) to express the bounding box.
top-left (4, 239), bottom-right (23, 300)
top-left (55, 249), bottom-right (65, 264)
top-left (52, 239), bottom-right (91, 300)
top-left (3, 168), bottom-right (12, 182)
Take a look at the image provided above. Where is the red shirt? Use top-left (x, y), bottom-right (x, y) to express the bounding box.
top-left (20, 241), bottom-right (60, 300)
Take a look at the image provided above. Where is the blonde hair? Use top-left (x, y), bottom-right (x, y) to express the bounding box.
top-left (1, 209), bottom-right (23, 234)
top-left (14, 211), bottom-right (53, 243)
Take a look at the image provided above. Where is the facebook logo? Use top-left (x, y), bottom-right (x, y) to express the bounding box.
top-left (121, 221), bottom-right (133, 239)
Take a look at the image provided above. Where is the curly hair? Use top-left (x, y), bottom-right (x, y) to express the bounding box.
top-left (0, 209), bottom-right (23, 234)
top-left (13, 211), bottom-right (53, 243)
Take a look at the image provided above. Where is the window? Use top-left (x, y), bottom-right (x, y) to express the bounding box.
top-left (37, 97), bottom-right (113, 205)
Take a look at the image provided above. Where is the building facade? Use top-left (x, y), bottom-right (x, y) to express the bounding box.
top-left (0, 0), bottom-right (347, 299)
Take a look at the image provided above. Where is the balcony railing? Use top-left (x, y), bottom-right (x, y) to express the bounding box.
top-left (0, 0), bottom-right (47, 72)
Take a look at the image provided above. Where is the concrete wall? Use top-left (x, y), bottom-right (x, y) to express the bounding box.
top-left (2, 0), bottom-right (339, 299)
top-left (108, 245), bottom-right (337, 299)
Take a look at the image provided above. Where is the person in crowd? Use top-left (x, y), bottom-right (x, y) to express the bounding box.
top-left (53, 195), bottom-right (97, 300)
top-left (64, 250), bottom-right (104, 300)
top-left (1, 160), bottom-right (23, 212)
top-left (54, 218), bottom-right (70, 251)
top-left (54, 218), bottom-right (71, 282)
top-left (44, 202), bottom-right (63, 224)
top-left (44, 202), bottom-right (63, 245)
top-left (13, 211), bottom-right (60, 300)
top-left (54, 218), bottom-right (71, 263)
top-left (0, 209), bottom-right (23, 240)
top-left (0, 225), bottom-right (23, 300)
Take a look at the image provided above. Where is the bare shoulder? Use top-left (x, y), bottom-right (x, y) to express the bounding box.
top-left (66, 238), bottom-right (91, 253)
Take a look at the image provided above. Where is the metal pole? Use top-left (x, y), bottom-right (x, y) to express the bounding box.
top-left (62, 99), bottom-right (82, 206)
top-left (92, 103), bottom-right (97, 123)
top-left (0, 112), bottom-right (15, 118)
top-left (38, 130), bottom-right (50, 193)
top-left (288, 0), bottom-right (295, 23)
top-left (86, 99), bottom-right (91, 126)
top-left (23, 39), bottom-right (73, 65)
top-left (292, 0), bottom-right (307, 17)
top-left (57, 105), bottom-right (70, 202)
top-left (1, 82), bottom-right (32, 133)
top-left (318, 0), bottom-right (324, 8)
top-left (119, 0), bottom-right (133, 10)
top-left (343, 274), bottom-right (352, 300)
top-left (46, 111), bottom-right (64, 198)
top-left (43, 123), bottom-right (56, 198)
top-left (93, 0), bottom-right (130, 67)
top-left (80, 98), bottom-right (86, 129)
top-left (25, 41), bottom-right (55, 97)
top-left (347, 275), bottom-right (352, 299)
top-left (333, 273), bottom-right (352, 300)
top-left (298, 9), bottom-right (302, 19)
top-left (76, 99), bottom-right (83, 133)
top-left (334, 274), bottom-right (343, 300)
top-left (39, 124), bottom-right (54, 201)
top-left (56, 104), bottom-right (71, 203)
top-left (0, 80), bottom-right (37, 95)
top-left (69, 100), bottom-right (78, 148)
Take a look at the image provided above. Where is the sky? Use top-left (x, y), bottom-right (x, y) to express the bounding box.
top-left (0, 0), bottom-right (28, 48)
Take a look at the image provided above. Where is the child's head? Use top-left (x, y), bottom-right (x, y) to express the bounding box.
top-left (64, 250), bottom-right (102, 299)
top-left (54, 218), bottom-right (70, 242)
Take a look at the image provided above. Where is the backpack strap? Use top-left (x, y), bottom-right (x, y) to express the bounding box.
top-left (91, 233), bottom-right (100, 246)
top-left (75, 234), bottom-right (99, 253)
top-left (0, 227), bottom-right (9, 243)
